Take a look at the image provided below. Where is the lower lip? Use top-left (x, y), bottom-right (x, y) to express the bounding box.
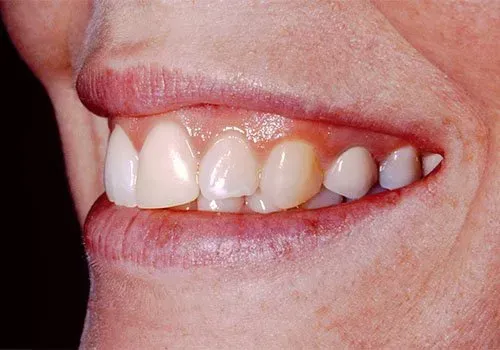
top-left (84, 189), bottom-right (404, 269)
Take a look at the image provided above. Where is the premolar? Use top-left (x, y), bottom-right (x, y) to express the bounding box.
top-left (199, 131), bottom-right (259, 200)
top-left (260, 140), bottom-right (323, 209)
top-left (323, 146), bottom-right (377, 199)
top-left (197, 195), bottom-right (244, 212)
top-left (379, 146), bottom-right (422, 190)
top-left (136, 121), bottom-right (199, 208)
top-left (104, 126), bottom-right (138, 207)
top-left (422, 153), bottom-right (443, 176)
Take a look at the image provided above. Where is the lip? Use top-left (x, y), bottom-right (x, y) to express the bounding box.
top-left (76, 64), bottom-right (446, 153)
top-left (77, 64), bottom-right (453, 270)
top-left (84, 187), bottom-right (420, 268)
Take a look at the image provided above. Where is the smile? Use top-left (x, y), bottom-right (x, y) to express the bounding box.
top-left (79, 66), bottom-right (449, 269)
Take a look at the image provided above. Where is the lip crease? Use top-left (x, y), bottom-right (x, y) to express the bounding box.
top-left (78, 63), bottom-right (446, 269)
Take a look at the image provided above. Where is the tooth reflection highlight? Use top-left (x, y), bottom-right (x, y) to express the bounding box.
top-left (422, 153), bottom-right (443, 176)
top-left (199, 131), bottom-right (259, 200)
top-left (379, 146), bottom-right (421, 190)
top-left (323, 146), bottom-right (377, 199)
top-left (260, 140), bottom-right (323, 209)
top-left (136, 121), bottom-right (199, 208)
top-left (197, 195), bottom-right (244, 212)
top-left (104, 126), bottom-right (138, 207)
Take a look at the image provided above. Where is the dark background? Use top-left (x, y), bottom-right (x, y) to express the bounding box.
top-left (2, 19), bottom-right (89, 349)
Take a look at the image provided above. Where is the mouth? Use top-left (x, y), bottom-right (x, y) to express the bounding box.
top-left (79, 65), bottom-right (448, 269)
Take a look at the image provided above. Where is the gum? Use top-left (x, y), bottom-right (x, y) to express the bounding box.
top-left (111, 105), bottom-right (408, 169)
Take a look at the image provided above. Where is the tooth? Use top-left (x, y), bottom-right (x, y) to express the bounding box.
top-left (422, 153), bottom-right (443, 176)
top-left (104, 125), bottom-right (138, 207)
top-left (323, 146), bottom-right (377, 199)
top-left (379, 146), bottom-right (422, 190)
top-left (199, 131), bottom-right (259, 200)
top-left (171, 200), bottom-right (198, 211)
top-left (367, 184), bottom-right (387, 195)
top-left (136, 121), bottom-right (199, 208)
top-left (245, 189), bottom-right (281, 214)
top-left (260, 140), bottom-right (323, 209)
top-left (197, 195), bottom-right (244, 212)
top-left (302, 186), bottom-right (343, 209)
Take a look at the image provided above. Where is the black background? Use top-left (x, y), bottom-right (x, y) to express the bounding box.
top-left (2, 19), bottom-right (89, 349)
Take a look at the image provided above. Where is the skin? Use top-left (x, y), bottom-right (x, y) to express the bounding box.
top-left (4, 0), bottom-right (499, 348)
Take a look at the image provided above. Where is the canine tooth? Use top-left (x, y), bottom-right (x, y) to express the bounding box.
top-left (379, 146), bottom-right (422, 190)
top-left (260, 140), bottom-right (323, 209)
top-left (104, 126), bottom-right (138, 207)
top-left (136, 121), bottom-right (199, 208)
top-left (199, 131), bottom-right (259, 200)
top-left (302, 186), bottom-right (343, 209)
top-left (323, 146), bottom-right (377, 199)
top-left (197, 195), bottom-right (244, 212)
top-left (422, 153), bottom-right (443, 176)
top-left (245, 189), bottom-right (280, 213)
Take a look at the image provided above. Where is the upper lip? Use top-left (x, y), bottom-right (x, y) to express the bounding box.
top-left (76, 63), bottom-right (448, 154)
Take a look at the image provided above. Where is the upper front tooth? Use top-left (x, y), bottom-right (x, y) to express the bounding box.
top-left (104, 125), bottom-right (138, 207)
top-left (199, 131), bottom-right (259, 200)
top-left (323, 146), bottom-right (377, 199)
top-left (422, 153), bottom-right (443, 176)
top-left (379, 146), bottom-right (422, 190)
top-left (260, 140), bottom-right (323, 209)
top-left (136, 121), bottom-right (199, 208)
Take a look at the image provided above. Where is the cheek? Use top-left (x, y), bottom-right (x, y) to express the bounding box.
top-left (1, 0), bottom-right (91, 79)
top-left (373, 0), bottom-right (500, 109)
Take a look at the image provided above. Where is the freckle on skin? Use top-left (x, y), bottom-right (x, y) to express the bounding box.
top-left (290, 290), bottom-right (301, 301)
top-left (315, 305), bottom-right (330, 317)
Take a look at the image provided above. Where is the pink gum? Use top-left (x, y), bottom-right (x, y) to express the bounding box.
top-left (110, 105), bottom-right (408, 168)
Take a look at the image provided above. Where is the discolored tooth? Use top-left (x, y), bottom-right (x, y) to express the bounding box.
top-left (104, 125), bottom-right (138, 207)
top-left (422, 153), bottom-right (443, 176)
top-left (260, 140), bottom-right (323, 209)
top-left (199, 131), bottom-right (259, 200)
top-left (302, 186), bottom-right (343, 209)
top-left (245, 189), bottom-right (281, 214)
top-left (136, 121), bottom-right (199, 208)
top-left (323, 146), bottom-right (377, 199)
top-left (379, 146), bottom-right (422, 190)
top-left (197, 195), bottom-right (244, 213)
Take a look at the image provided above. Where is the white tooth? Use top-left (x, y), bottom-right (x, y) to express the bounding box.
top-left (379, 146), bottom-right (422, 190)
top-left (302, 187), bottom-right (343, 209)
top-left (323, 146), bottom-right (377, 199)
top-left (197, 195), bottom-right (244, 212)
top-left (136, 121), bottom-right (199, 208)
top-left (245, 189), bottom-right (281, 214)
top-left (104, 125), bottom-right (138, 207)
top-left (260, 140), bottom-right (323, 209)
top-left (422, 153), bottom-right (443, 176)
top-left (199, 131), bottom-right (259, 200)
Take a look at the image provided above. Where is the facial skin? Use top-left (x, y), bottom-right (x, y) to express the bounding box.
top-left (5, 0), bottom-right (499, 348)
